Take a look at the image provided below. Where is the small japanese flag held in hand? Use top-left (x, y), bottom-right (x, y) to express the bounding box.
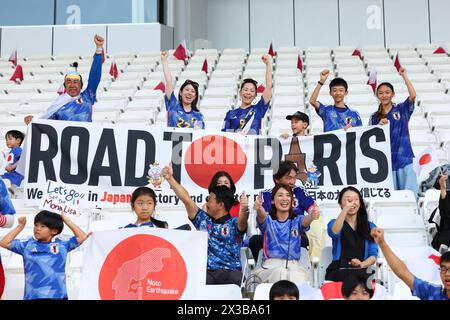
top-left (413, 145), bottom-right (440, 182)
top-left (268, 42), bottom-right (276, 57)
top-left (173, 41), bottom-right (187, 62)
top-left (297, 54), bottom-right (303, 71)
top-left (257, 84), bottom-right (265, 93)
top-left (202, 58), bottom-right (208, 74)
top-left (101, 48), bottom-right (106, 64)
top-left (57, 83), bottom-right (66, 95)
top-left (9, 65), bottom-right (24, 82)
top-left (109, 59), bottom-right (119, 80)
top-left (8, 48), bottom-right (17, 66)
top-left (154, 81), bottom-right (166, 92)
top-left (394, 53), bottom-right (402, 72)
top-left (352, 46), bottom-right (363, 60)
top-left (433, 45), bottom-right (448, 55)
top-left (367, 67), bottom-right (377, 94)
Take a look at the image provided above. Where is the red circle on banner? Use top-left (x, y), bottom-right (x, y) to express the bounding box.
top-left (184, 135), bottom-right (247, 188)
top-left (419, 153), bottom-right (431, 166)
top-left (98, 234), bottom-right (187, 300)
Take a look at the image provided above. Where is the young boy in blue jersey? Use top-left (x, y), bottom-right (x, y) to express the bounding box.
top-left (222, 55), bottom-right (273, 135)
top-left (309, 69), bottom-right (362, 132)
top-left (372, 227), bottom-right (450, 300)
top-left (1, 130), bottom-right (24, 189)
top-left (161, 51), bottom-right (205, 129)
top-left (24, 34), bottom-right (104, 124)
top-left (369, 68), bottom-right (418, 198)
top-left (249, 161), bottom-right (322, 260)
top-left (162, 164), bottom-right (248, 286)
top-left (0, 178), bottom-right (15, 298)
top-left (0, 210), bottom-right (88, 300)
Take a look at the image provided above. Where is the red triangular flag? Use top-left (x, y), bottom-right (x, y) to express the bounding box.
top-left (154, 81), bottom-right (166, 92)
top-left (101, 49), bottom-right (106, 64)
top-left (9, 65), bottom-right (24, 82)
top-left (394, 53), bottom-right (402, 72)
top-left (433, 45), bottom-right (448, 54)
top-left (297, 54), bottom-right (303, 71)
top-left (352, 47), bottom-right (363, 60)
top-left (257, 84), bottom-right (265, 93)
top-left (268, 42), bottom-right (276, 57)
top-left (173, 43), bottom-right (187, 61)
top-left (109, 60), bottom-right (119, 80)
top-left (8, 48), bottom-right (17, 67)
top-left (367, 67), bottom-right (377, 94)
top-left (202, 58), bottom-right (208, 73)
top-left (57, 83), bottom-right (66, 95)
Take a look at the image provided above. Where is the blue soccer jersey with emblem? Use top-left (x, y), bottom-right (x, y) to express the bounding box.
top-left (190, 208), bottom-right (244, 271)
top-left (412, 276), bottom-right (449, 300)
top-left (47, 53), bottom-right (102, 122)
top-left (0, 178), bottom-right (15, 215)
top-left (164, 93), bottom-right (205, 129)
top-left (258, 215), bottom-right (308, 260)
top-left (369, 97), bottom-right (415, 171)
top-left (222, 98), bottom-right (270, 135)
top-left (2, 146), bottom-right (24, 187)
top-left (10, 236), bottom-right (80, 300)
top-left (317, 103), bottom-right (362, 132)
top-left (262, 185), bottom-right (315, 217)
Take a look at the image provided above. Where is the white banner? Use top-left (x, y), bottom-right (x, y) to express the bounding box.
top-left (78, 227), bottom-right (208, 300)
top-left (20, 119), bottom-right (393, 208)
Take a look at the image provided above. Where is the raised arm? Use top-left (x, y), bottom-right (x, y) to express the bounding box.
top-left (254, 193), bottom-right (267, 225)
top-left (439, 174), bottom-right (447, 200)
top-left (237, 191), bottom-right (249, 233)
top-left (399, 67), bottom-right (416, 103)
top-left (309, 69), bottom-right (330, 110)
top-left (331, 203), bottom-right (352, 235)
top-left (161, 51), bottom-right (174, 98)
top-left (61, 213), bottom-right (88, 245)
top-left (162, 164), bottom-right (198, 219)
top-left (301, 205), bottom-right (320, 227)
top-left (0, 216), bottom-right (25, 249)
top-left (261, 54), bottom-right (273, 103)
top-left (371, 227), bottom-right (415, 289)
top-left (86, 34), bottom-right (104, 94)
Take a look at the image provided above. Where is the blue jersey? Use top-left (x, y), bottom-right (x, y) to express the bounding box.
top-left (412, 276), bottom-right (449, 300)
top-left (47, 53), bottom-right (102, 122)
top-left (258, 215), bottom-right (308, 260)
top-left (317, 103), bottom-right (362, 132)
top-left (262, 185), bottom-right (315, 217)
top-left (10, 236), bottom-right (80, 300)
top-left (0, 179), bottom-right (15, 215)
top-left (122, 221), bottom-right (155, 228)
top-left (164, 93), bottom-right (205, 129)
top-left (190, 208), bottom-right (244, 271)
top-left (222, 98), bottom-right (270, 135)
top-left (369, 98), bottom-right (415, 170)
top-left (2, 146), bottom-right (24, 187)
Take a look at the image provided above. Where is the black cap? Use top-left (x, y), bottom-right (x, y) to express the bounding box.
top-left (286, 111), bottom-right (309, 124)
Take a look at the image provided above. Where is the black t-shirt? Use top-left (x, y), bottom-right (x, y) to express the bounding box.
top-left (338, 221), bottom-right (365, 268)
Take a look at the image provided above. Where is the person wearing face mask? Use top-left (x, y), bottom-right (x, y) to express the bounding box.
top-left (24, 34), bottom-right (104, 124)
top-left (222, 55), bottom-right (272, 135)
top-left (325, 186), bottom-right (378, 282)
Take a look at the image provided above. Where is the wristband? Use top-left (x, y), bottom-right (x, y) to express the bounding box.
top-left (318, 81), bottom-right (324, 86)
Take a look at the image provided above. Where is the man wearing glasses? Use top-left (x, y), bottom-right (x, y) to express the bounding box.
top-left (372, 227), bottom-right (450, 300)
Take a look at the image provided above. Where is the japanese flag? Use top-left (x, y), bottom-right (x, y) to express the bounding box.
top-left (414, 145), bottom-right (440, 182)
top-left (367, 67), bottom-right (377, 94)
top-left (8, 48), bottom-right (17, 66)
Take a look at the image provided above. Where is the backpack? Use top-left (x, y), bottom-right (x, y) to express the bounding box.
top-left (428, 200), bottom-right (450, 251)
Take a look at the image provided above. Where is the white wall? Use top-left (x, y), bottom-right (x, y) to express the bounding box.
top-left (0, 26), bottom-right (53, 58)
top-left (384, 0), bottom-right (430, 45)
top-left (429, 0), bottom-right (450, 44)
top-left (339, 0), bottom-right (385, 46)
top-left (107, 23), bottom-right (166, 54)
top-left (207, 0), bottom-right (250, 51)
top-left (250, 0), bottom-right (294, 49)
top-left (53, 25), bottom-right (107, 56)
top-left (295, 0), bottom-right (339, 48)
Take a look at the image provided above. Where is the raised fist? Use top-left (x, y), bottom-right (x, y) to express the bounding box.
top-left (94, 34), bottom-right (105, 48)
top-left (320, 69), bottom-right (330, 82)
